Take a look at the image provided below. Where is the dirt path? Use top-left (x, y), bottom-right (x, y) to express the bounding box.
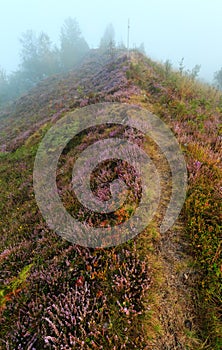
top-left (141, 138), bottom-right (202, 349)
top-left (146, 221), bottom-right (202, 350)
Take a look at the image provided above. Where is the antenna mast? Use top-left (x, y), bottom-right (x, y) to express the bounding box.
top-left (127, 19), bottom-right (130, 57)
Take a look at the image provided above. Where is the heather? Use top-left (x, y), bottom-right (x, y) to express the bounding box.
top-left (0, 50), bottom-right (221, 349)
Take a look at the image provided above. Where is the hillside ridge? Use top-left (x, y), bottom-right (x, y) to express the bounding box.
top-left (0, 50), bottom-right (221, 349)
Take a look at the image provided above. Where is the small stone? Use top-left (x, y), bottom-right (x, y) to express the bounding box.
top-left (184, 319), bottom-right (192, 331)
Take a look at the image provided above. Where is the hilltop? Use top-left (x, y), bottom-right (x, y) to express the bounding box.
top-left (0, 50), bottom-right (221, 349)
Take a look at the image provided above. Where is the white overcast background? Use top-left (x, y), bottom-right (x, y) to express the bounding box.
top-left (0, 0), bottom-right (221, 82)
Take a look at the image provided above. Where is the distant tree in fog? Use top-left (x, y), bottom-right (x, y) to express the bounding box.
top-left (19, 30), bottom-right (41, 82)
top-left (137, 43), bottom-right (146, 54)
top-left (214, 67), bottom-right (222, 90)
top-left (99, 23), bottom-right (116, 52)
top-left (0, 68), bottom-right (9, 104)
top-left (19, 30), bottom-right (60, 83)
top-left (60, 17), bottom-right (89, 71)
top-left (7, 70), bottom-right (34, 99)
top-left (36, 32), bottom-right (61, 76)
top-left (0, 19), bottom-right (90, 106)
top-left (117, 41), bottom-right (126, 51)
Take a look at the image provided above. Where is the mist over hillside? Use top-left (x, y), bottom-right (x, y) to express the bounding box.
top-left (1, 0), bottom-right (222, 94)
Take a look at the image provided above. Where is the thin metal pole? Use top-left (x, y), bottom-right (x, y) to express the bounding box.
top-left (127, 19), bottom-right (130, 57)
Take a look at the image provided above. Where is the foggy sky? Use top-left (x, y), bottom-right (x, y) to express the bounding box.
top-left (1, 0), bottom-right (222, 82)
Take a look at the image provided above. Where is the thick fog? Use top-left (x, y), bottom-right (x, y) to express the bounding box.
top-left (0, 0), bottom-right (222, 82)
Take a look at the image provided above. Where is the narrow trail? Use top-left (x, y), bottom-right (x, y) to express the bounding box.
top-left (142, 136), bottom-right (201, 349)
top-left (150, 222), bottom-right (201, 349)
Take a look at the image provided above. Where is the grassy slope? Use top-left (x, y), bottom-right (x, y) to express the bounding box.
top-left (0, 50), bottom-right (221, 349)
top-left (127, 53), bottom-right (222, 348)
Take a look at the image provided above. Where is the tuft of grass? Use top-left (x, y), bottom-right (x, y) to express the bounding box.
top-left (0, 264), bottom-right (33, 311)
